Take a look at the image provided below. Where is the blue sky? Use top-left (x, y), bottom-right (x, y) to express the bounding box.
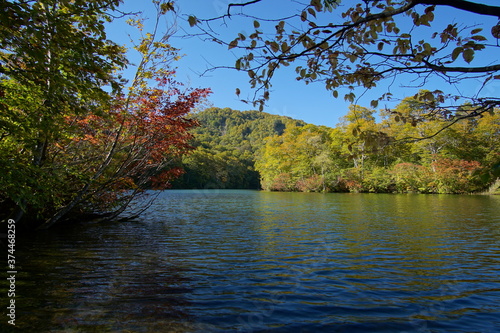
top-left (107, 0), bottom-right (500, 127)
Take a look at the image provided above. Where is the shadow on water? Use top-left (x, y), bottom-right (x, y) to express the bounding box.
top-left (1, 190), bottom-right (500, 332)
top-left (2, 220), bottom-right (209, 332)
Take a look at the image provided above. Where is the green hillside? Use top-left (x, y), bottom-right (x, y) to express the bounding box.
top-left (172, 107), bottom-right (306, 189)
top-left (174, 102), bottom-right (500, 194)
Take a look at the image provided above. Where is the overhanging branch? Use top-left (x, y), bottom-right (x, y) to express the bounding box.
top-left (416, 0), bottom-right (500, 17)
top-left (227, 0), bottom-right (262, 16)
top-left (425, 62), bottom-right (500, 73)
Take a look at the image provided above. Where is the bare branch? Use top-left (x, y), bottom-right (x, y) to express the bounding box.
top-left (227, 0), bottom-right (262, 17)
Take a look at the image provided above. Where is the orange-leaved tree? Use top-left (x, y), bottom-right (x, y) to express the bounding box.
top-left (41, 74), bottom-right (210, 229)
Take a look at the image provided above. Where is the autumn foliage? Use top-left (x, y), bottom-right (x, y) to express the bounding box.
top-left (0, 1), bottom-right (210, 229)
top-left (253, 102), bottom-right (498, 194)
top-left (57, 74), bottom-right (210, 212)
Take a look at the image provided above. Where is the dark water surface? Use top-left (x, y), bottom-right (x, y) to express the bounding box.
top-left (4, 190), bottom-right (500, 332)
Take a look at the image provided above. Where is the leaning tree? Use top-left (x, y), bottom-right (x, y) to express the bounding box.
top-left (0, 1), bottom-right (210, 229)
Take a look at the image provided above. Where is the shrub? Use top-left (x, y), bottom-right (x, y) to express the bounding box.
top-left (340, 168), bottom-right (364, 193)
top-left (363, 167), bottom-right (395, 193)
top-left (431, 158), bottom-right (483, 194)
top-left (391, 163), bottom-right (430, 193)
top-left (296, 175), bottom-right (324, 192)
top-left (266, 173), bottom-right (296, 191)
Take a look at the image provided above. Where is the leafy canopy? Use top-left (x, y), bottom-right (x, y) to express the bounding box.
top-left (189, 0), bottom-right (500, 125)
top-left (0, 0), bottom-right (210, 229)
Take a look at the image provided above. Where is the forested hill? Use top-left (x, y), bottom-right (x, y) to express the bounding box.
top-left (172, 107), bottom-right (306, 189)
top-left (173, 103), bottom-right (500, 194)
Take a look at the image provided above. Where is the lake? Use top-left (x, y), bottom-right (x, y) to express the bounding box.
top-left (5, 190), bottom-right (500, 332)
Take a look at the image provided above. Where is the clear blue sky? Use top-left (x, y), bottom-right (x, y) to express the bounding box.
top-left (107, 0), bottom-right (500, 127)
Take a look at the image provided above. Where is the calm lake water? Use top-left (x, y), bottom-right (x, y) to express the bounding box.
top-left (4, 190), bottom-right (500, 332)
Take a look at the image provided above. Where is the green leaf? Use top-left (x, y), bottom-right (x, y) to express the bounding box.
top-left (281, 42), bottom-right (289, 52)
top-left (471, 35), bottom-right (487, 41)
top-left (319, 42), bottom-right (329, 50)
top-left (270, 42), bottom-right (279, 53)
top-left (344, 92), bottom-right (355, 102)
top-left (188, 15), bottom-right (197, 27)
top-left (463, 49), bottom-right (474, 63)
top-left (228, 39), bottom-right (238, 50)
top-left (311, 0), bottom-right (322, 11)
top-left (451, 47), bottom-right (463, 61)
top-left (426, 11), bottom-right (434, 23)
top-left (301, 10), bottom-right (307, 22)
top-left (160, 2), bottom-right (174, 14)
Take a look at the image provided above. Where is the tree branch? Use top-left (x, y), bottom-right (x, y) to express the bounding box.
top-left (424, 62), bottom-right (500, 73)
top-left (227, 0), bottom-right (262, 16)
top-left (397, 102), bottom-right (498, 144)
top-left (416, 0), bottom-right (500, 17)
top-left (224, 0), bottom-right (500, 22)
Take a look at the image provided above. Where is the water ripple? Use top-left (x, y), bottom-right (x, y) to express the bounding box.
top-left (7, 190), bottom-right (500, 332)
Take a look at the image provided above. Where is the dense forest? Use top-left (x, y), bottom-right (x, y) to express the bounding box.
top-left (175, 101), bottom-right (500, 194)
top-left (172, 107), bottom-right (306, 189)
